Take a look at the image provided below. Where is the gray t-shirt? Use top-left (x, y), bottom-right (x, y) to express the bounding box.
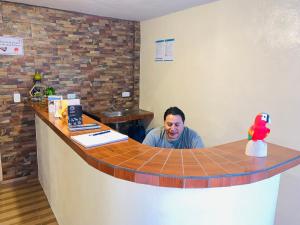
top-left (142, 127), bottom-right (204, 149)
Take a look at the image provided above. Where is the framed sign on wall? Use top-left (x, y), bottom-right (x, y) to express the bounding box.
top-left (0, 36), bottom-right (24, 56)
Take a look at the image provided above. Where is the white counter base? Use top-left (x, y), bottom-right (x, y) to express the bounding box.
top-left (35, 115), bottom-right (280, 225)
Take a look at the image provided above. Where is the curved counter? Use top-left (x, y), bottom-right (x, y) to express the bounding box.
top-left (32, 104), bottom-right (300, 225)
top-left (32, 104), bottom-right (300, 188)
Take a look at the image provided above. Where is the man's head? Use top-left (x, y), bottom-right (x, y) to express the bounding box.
top-left (163, 107), bottom-right (185, 140)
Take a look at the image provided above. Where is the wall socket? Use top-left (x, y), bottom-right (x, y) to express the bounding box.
top-left (67, 93), bottom-right (76, 99)
top-left (122, 92), bottom-right (130, 97)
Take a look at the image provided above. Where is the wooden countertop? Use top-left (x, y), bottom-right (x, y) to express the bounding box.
top-left (31, 104), bottom-right (300, 188)
top-left (86, 109), bottom-right (154, 124)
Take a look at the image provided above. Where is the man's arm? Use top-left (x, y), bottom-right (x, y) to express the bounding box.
top-left (191, 135), bottom-right (204, 148)
top-left (142, 129), bottom-right (157, 147)
top-left (187, 128), bottom-right (204, 148)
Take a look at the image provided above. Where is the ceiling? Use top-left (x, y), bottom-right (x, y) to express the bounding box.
top-left (5, 0), bottom-right (216, 21)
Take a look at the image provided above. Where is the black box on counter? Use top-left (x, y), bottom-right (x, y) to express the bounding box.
top-left (68, 105), bottom-right (83, 126)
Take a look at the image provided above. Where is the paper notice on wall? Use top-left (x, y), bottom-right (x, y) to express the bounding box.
top-left (155, 39), bottom-right (165, 61)
top-left (0, 36), bottom-right (24, 56)
top-left (164, 38), bottom-right (175, 61)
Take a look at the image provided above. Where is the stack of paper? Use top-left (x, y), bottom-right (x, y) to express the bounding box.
top-left (71, 130), bottom-right (128, 148)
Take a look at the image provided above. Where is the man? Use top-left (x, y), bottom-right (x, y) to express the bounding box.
top-left (142, 107), bottom-right (204, 149)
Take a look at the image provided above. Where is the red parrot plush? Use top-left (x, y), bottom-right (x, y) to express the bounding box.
top-left (248, 113), bottom-right (271, 141)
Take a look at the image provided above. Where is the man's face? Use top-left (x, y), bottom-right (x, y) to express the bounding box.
top-left (164, 114), bottom-right (184, 140)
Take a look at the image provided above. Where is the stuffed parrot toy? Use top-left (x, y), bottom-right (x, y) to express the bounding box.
top-left (248, 113), bottom-right (271, 141)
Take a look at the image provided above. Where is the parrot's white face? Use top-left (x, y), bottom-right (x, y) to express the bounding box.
top-left (164, 114), bottom-right (184, 141)
top-left (261, 113), bottom-right (271, 123)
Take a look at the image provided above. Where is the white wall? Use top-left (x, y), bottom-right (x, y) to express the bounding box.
top-left (140, 0), bottom-right (300, 224)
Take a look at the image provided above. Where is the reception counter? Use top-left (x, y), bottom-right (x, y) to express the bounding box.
top-left (32, 104), bottom-right (300, 225)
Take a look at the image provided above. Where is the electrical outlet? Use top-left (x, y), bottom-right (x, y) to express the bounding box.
top-left (67, 93), bottom-right (76, 99)
top-left (122, 92), bottom-right (130, 97)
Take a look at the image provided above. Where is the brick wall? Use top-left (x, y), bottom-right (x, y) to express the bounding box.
top-left (0, 2), bottom-right (140, 181)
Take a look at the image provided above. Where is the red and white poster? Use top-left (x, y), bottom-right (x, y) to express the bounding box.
top-left (0, 36), bottom-right (24, 56)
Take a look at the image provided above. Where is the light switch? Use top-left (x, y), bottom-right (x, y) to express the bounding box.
top-left (122, 92), bottom-right (130, 97)
top-left (13, 92), bottom-right (21, 103)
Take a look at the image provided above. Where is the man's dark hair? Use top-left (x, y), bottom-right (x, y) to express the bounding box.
top-left (164, 107), bottom-right (185, 123)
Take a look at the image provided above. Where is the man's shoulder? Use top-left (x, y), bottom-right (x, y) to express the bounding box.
top-left (148, 127), bottom-right (164, 136)
top-left (183, 127), bottom-right (204, 148)
top-left (183, 127), bottom-right (198, 136)
top-left (143, 126), bottom-right (165, 146)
